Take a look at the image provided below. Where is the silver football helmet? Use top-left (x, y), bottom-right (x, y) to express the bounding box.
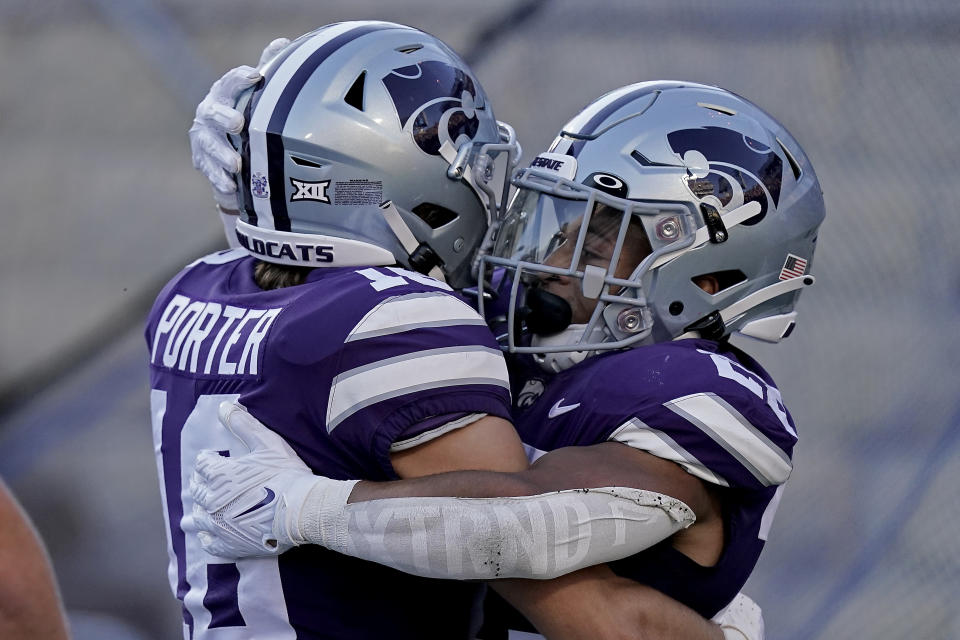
top-left (478, 81), bottom-right (825, 371)
top-left (230, 22), bottom-right (519, 288)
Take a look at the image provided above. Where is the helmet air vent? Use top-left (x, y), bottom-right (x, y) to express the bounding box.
top-left (630, 150), bottom-right (681, 168)
top-left (413, 203), bottom-right (458, 229)
top-left (692, 270), bottom-right (747, 294)
top-left (291, 156), bottom-right (324, 168)
top-left (344, 72), bottom-right (366, 111)
top-left (697, 102), bottom-right (736, 116)
top-left (777, 138), bottom-right (802, 180)
top-left (396, 44), bottom-right (424, 54)
top-left (782, 321), bottom-right (796, 339)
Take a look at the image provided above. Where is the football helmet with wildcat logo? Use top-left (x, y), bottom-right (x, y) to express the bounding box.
top-left (478, 81), bottom-right (824, 371)
top-left (231, 21), bottom-right (519, 288)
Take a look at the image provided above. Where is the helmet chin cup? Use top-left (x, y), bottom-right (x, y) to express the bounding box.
top-left (531, 326), bottom-right (593, 374)
top-left (522, 288), bottom-right (573, 336)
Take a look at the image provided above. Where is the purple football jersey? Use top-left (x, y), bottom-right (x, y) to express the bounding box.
top-left (508, 338), bottom-right (795, 619)
top-left (146, 249), bottom-right (511, 639)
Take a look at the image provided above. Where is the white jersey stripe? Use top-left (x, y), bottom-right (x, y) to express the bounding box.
top-left (345, 293), bottom-right (486, 342)
top-left (149, 390), bottom-right (179, 595)
top-left (235, 557), bottom-right (295, 637)
top-left (665, 393), bottom-right (793, 486)
top-left (247, 22), bottom-right (360, 230)
top-left (609, 418), bottom-right (730, 487)
top-left (758, 484), bottom-right (786, 541)
top-left (175, 393), bottom-right (297, 638)
top-left (327, 346), bottom-right (509, 431)
top-left (390, 413), bottom-right (486, 452)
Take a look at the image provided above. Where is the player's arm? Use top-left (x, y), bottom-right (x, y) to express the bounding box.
top-left (469, 445), bottom-right (737, 639)
top-left (0, 480), bottom-right (69, 640)
top-left (492, 565), bottom-right (722, 640)
top-left (359, 443), bottom-right (732, 638)
top-left (490, 568), bottom-right (762, 640)
top-left (514, 441), bottom-right (725, 567)
top-left (191, 403), bottom-right (697, 580)
top-left (360, 441), bottom-right (710, 508)
top-left (356, 440), bottom-right (722, 566)
top-left (390, 413), bottom-right (529, 477)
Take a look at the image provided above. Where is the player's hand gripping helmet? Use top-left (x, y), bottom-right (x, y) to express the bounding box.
top-left (477, 81), bottom-right (825, 372)
top-left (231, 22), bottom-right (519, 289)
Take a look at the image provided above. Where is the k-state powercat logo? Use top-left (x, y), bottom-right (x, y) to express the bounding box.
top-left (516, 378), bottom-right (545, 409)
top-left (382, 60), bottom-right (482, 155)
top-left (668, 126), bottom-right (784, 225)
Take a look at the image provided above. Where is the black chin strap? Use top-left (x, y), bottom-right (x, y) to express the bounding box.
top-left (683, 310), bottom-right (727, 341)
top-left (407, 243), bottom-right (443, 277)
top-left (521, 288), bottom-right (573, 335)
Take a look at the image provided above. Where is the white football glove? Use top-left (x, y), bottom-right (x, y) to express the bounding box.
top-left (714, 592), bottom-right (765, 640)
top-left (189, 401), bottom-right (321, 558)
top-left (188, 38), bottom-right (289, 245)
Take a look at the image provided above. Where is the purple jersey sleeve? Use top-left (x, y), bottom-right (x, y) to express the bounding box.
top-left (239, 266), bottom-right (513, 478)
top-left (601, 340), bottom-right (796, 490)
top-left (390, 412), bottom-right (480, 451)
top-left (514, 339), bottom-right (797, 491)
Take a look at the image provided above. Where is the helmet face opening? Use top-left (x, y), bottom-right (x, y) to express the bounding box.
top-left (479, 166), bottom-right (698, 357)
top-left (492, 172), bottom-right (697, 278)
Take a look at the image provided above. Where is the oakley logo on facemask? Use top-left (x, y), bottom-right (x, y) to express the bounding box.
top-left (382, 60), bottom-right (481, 156)
top-left (667, 126), bottom-right (783, 225)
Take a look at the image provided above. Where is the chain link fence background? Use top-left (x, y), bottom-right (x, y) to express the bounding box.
top-left (1, 1), bottom-right (957, 638)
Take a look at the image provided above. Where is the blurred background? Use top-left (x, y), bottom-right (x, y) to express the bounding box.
top-left (1, 0), bottom-right (958, 638)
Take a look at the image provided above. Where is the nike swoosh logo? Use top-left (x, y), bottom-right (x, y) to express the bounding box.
top-left (548, 399), bottom-right (580, 418)
top-left (236, 487), bottom-right (276, 517)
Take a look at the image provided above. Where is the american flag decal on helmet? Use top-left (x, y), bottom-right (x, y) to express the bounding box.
top-left (779, 254), bottom-right (808, 280)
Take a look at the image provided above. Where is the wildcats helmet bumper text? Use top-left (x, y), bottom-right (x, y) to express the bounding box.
top-left (235, 220), bottom-right (394, 267)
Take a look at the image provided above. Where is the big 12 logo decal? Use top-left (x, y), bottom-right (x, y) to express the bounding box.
top-left (668, 126), bottom-right (784, 225)
top-left (382, 60), bottom-right (481, 155)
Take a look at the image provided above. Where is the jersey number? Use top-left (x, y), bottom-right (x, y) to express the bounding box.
top-left (701, 350), bottom-right (796, 438)
top-left (356, 267), bottom-right (452, 292)
top-left (151, 390), bottom-right (295, 639)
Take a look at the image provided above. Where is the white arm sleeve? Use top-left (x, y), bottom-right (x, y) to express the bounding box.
top-left (298, 484), bottom-right (694, 580)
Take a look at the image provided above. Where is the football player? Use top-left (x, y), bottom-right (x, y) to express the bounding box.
top-left (154, 25), bottom-right (734, 640)
top-left (189, 81), bottom-right (823, 637)
top-left (472, 82), bottom-right (823, 634)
